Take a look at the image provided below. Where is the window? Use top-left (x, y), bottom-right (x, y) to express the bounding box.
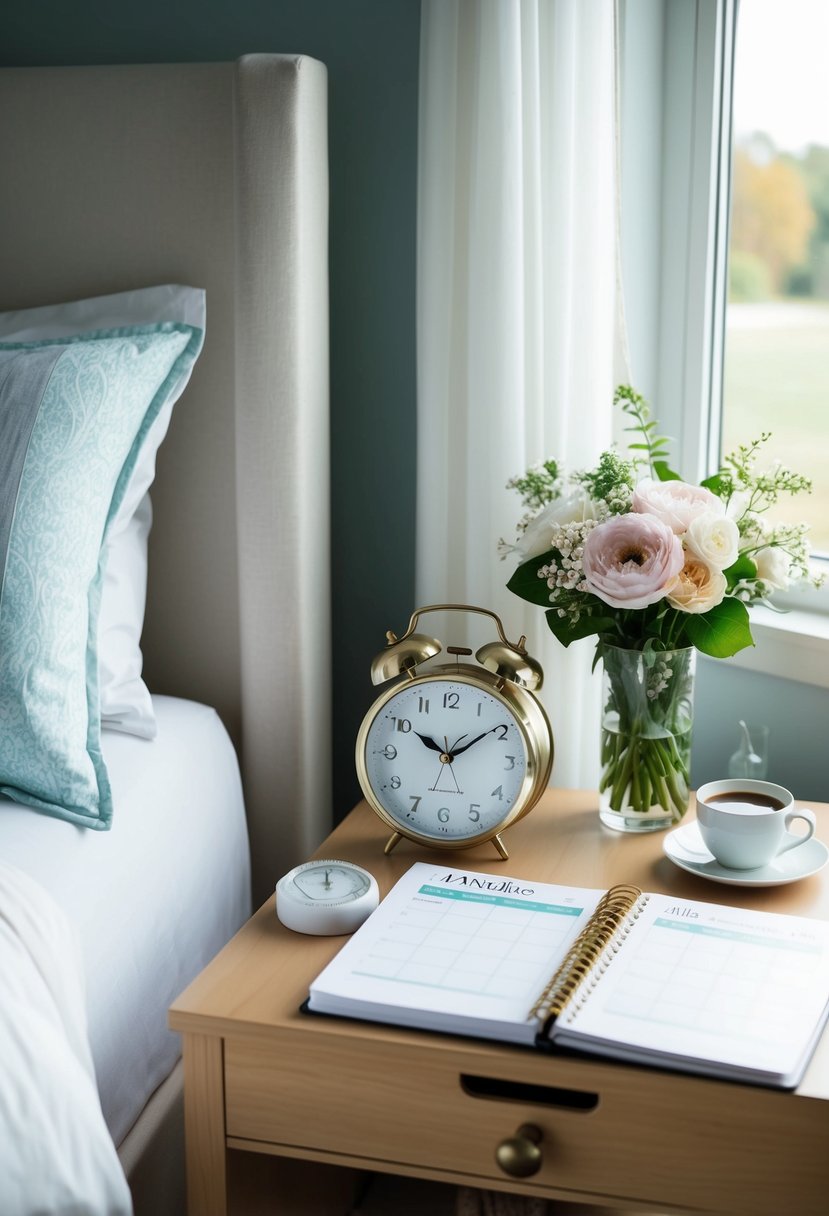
top-left (723, 0), bottom-right (829, 557)
top-left (620, 0), bottom-right (829, 687)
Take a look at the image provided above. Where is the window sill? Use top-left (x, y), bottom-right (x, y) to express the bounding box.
top-left (709, 605), bottom-right (829, 689)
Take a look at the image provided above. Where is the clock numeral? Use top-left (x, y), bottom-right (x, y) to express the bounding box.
top-left (477, 702), bottom-right (483, 716)
top-left (442, 692), bottom-right (460, 710)
top-left (504, 755), bottom-right (516, 770)
top-left (381, 744), bottom-right (397, 760)
top-left (494, 724), bottom-right (509, 741)
top-left (491, 784), bottom-right (504, 801)
top-left (468, 803), bottom-right (481, 822)
top-left (418, 697), bottom-right (430, 714)
top-left (390, 776), bottom-right (401, 789)
top-left (393, 717), bottom-right (412, 733)
top-left (408, 795), bottom-right (422, 815)
top-left (437, 808), bottom-right (450, 823)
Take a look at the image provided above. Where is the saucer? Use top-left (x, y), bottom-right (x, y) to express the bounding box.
top-left (663, 821), bottom-right (829, 887)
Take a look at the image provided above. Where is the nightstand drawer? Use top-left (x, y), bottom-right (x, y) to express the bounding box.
top-left (223, 1031), bottom-right (826, 1213)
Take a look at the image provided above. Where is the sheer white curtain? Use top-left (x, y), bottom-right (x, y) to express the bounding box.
top-left (416, 0), bottom-right (621, 788)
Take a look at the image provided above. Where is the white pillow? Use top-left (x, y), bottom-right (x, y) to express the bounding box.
top-left (0, 285), bottom-right (206, 738)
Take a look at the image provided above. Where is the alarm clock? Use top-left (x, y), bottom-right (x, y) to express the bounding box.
top-left (355, 604), bottom-right (554, 860)
top-left (276, 860), bottom-right (380, 935)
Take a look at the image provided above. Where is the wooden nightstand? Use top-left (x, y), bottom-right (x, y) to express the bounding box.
top-left (170, 790), bottom-right (829, 1215)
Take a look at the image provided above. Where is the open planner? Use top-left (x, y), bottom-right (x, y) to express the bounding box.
top-left (307, 862), bottom-right (829, 1088)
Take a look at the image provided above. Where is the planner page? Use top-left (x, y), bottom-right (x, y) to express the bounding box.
top-left (309, 862), bottom-right (604, 1045)
top-left (553, 891), bottom-right (829, 1086)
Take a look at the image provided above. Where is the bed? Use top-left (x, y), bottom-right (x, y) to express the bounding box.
top-left (0, 55), bottom-right (330, 1213)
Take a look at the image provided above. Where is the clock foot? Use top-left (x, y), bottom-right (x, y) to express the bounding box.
top-left (384, 831), bottom-right (403, 856)
top-left (492, 834), bottom-right (509, 861)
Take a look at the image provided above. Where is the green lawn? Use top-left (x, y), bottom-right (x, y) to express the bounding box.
top-left (722, 301), bottom-right (829, 556)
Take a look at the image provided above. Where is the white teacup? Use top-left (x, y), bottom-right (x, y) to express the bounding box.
top-left (696, 779), bottom-right (816, 870)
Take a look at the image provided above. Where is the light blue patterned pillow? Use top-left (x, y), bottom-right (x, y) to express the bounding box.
top-left (0, 324), bottom-right (204, 828)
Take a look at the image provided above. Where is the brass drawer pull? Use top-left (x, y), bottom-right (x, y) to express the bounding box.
top-left (495, 1123), bottom-right (543, 1178)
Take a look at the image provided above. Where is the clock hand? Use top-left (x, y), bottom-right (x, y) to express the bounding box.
top-left (452, 727), bottom-right (503, 757)
top-left (414, 732), bottom-right (444, 754)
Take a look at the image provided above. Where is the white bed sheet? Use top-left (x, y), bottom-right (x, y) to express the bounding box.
top-left (0, 695), bottom-right (251, 1145)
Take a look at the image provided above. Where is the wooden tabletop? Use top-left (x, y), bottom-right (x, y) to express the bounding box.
top-left (170, 788), bottom-right (829, 1100)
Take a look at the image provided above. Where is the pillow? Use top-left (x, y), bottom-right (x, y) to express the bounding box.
top-left (0, 286), bottom-right (206, 738)
top-left (0, 322), bottom-right (204, 828)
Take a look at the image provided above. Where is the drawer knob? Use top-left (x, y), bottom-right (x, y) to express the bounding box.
top-left (495, 1123), bottom-right (543, 1178)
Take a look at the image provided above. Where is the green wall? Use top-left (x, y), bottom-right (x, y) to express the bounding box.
top-left (2, 0), bottom-right (422, 818)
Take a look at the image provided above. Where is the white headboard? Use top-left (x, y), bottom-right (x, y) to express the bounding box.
top-left (0, 55), bottom-right (331, 903)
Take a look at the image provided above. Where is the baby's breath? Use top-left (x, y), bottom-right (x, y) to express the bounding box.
top-left (718, 434), bottom-right (814, 516)
top-left (574, 450), bottom-right (635, 507)
top-left (507, 460), bottom-right (562, 511)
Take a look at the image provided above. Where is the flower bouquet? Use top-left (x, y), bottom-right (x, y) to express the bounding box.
top-left (501, 386), bottom-right (824, 829)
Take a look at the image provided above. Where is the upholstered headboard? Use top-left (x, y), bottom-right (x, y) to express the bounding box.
top-left (0, 56), bottom-right (331, 903)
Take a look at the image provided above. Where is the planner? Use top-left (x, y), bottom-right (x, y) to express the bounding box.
top-left (307, 862), bottom-right (829, 1088)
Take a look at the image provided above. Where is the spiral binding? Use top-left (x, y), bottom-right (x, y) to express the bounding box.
top-left (530, 884), bottom-right (648, 1036)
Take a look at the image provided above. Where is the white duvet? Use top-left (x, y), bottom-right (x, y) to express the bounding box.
top-left (0, 861), bottom-right (132, 1215)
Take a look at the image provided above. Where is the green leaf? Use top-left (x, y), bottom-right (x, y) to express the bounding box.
top-left (653, 459), bottom-right (682, 482)
top-left (544, 609), bottom-right (615, 647)
top-left (724, 553), bottom-right (757, 588)
top-left (506, 552), bottom-right (556, 607)
top-left (684, 598), bottom-right (754, 658)
top-left (700, 472), bottom-right (727, 495)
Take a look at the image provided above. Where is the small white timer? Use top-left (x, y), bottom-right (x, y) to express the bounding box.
top-left (275, 859), bottom-right (380, 936)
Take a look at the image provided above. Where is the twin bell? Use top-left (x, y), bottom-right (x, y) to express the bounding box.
top-left (368, 604), bottom-right (544, 692)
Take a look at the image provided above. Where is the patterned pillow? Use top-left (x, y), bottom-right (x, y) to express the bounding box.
top-left (0, 324), bottom-right (203, 828)
top-left (0, 285), bottom-right (206, 740)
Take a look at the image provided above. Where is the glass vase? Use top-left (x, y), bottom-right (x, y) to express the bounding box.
top-left (598, 645), bottom-right (695, 832)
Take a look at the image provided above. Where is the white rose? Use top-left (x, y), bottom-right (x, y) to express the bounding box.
top-left (755, 546), bottom-right (792, 590)
top-left (667, 556), bottom-right (727, 614)
top-left (685, 512), bottom-right (740, 570)
top-left (516, 492), bottom-right (598, 560)
top-left (633, 478), bottom-right (725, 534)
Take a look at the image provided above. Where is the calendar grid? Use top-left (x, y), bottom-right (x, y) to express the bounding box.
top-left (351, 882), bottom-right (586, 1001)
top-left (598, 916), bottom-right (824, 1044)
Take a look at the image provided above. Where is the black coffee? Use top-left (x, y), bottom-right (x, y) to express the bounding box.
top-left (706, 790), bottom-right (785, 812)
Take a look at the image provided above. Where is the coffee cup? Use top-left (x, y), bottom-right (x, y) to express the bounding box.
top-left (696, 779), bottom-right (816, 870)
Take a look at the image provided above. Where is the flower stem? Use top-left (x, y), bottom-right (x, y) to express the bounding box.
top-left (601, 731), bottom-right (690, 821)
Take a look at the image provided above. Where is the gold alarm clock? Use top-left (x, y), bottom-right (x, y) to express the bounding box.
top-left (355, 604), bottom-right (554, 860)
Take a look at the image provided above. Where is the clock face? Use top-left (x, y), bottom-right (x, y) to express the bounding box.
top-left (360, 676), bottom-right (530, 843)
top-left (291, 862), bottom-right (373, 904)
top-left (276, 859), bottom-right (379, 935)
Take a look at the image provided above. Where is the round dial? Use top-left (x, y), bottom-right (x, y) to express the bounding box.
top-left (359, 674), bottom-right (531, 845)
top-left (276, 860), bottom-right (380, 935)
top-left (290, 862), bottom-right (373, 903)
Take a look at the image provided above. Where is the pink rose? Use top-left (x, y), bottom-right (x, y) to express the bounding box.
top-left (633, 478), bottom-right (724, 534)
top-left (582, 513), bottom-right (684, 609)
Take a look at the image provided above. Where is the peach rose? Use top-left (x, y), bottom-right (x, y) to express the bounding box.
top-left (667, 556), bottom-right (727, 614)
